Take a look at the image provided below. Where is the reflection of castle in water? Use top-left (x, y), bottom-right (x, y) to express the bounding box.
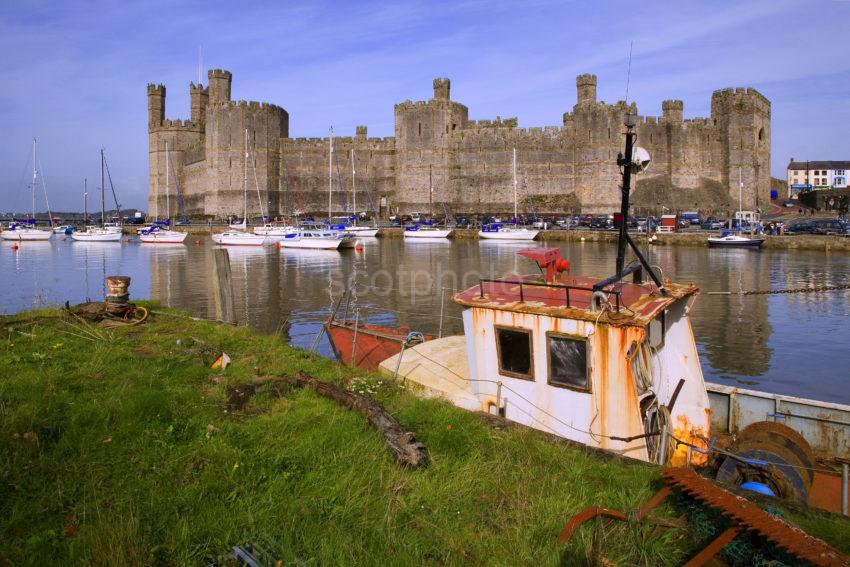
top-left (651, 247), bottom-right (773, 377)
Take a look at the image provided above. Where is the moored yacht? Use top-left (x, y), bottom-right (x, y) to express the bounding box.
top-left (279, 224), bottom-right (357, 250)
top-left (2, 139), bottom-right (52, 242)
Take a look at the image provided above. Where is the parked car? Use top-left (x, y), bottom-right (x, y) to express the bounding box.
top-left (812, 219), bottom-right (848, 235)
top-left (785, 220), bottom-right (815, 235)
top-left (589, 215), bottom-right (611, 230)
top-left (701, 218), bottom-right (724, 230)
top-left (681, 212), bottom-right (701, 225)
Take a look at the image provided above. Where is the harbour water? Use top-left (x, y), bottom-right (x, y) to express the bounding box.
top-left (3, 237), bottom-right (849, 404)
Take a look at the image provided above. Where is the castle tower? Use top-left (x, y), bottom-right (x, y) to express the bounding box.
top-left (208, 69), bottom-right (232, 104)
top-left (393, 78), bottom-right (469, 211)
top-left (576, 74), bottom-right (597, 106)
top-left (710, 88), bottom-right (771, 209)
top-left (662, 100), bottom-right (683, 124)
top-left (190, 82), bottom-right (209, 126)
top-left (147, 84), bottom-right (165, 128)
top-left (433, 78), bottom-right (450, 101)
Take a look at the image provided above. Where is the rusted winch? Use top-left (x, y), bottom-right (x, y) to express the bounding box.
top-left (105, 275), bottom-right (132, 317)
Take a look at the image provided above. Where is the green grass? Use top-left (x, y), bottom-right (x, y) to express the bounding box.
top-left (1, 305), bottom-right (846, 566)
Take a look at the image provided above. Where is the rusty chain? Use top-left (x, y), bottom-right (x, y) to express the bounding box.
top-left (707, 284), bottom-right (850, 296)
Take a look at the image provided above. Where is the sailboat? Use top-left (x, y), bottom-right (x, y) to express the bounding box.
top-left (1, 139), bottom-right (53, 241)
top-left (341, 149), bottom-right (378, 237)
top-left (251, 146), bottom-right (296, 240)
top-left (707, 169), bottom-right (764, 249)
top-left (72, 150), bottom-right (123, 242)
top-left (404, 164), bottom-right (453, 239)
top-left (140, 142), bottom-right (188, 243)
top-left (281, 128), bottom-right (357, 250)
top-left (212, 129), bottom-right (267, 246)
top-left (479, 149), bottom-right (538, 241)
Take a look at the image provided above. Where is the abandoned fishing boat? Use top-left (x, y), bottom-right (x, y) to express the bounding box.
top-left (335, 115), bottom-right (850, 515)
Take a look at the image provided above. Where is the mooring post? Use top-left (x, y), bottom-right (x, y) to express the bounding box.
top-left (841, 460), bottom-right (849, 517)
top-left (211, 248), bottom-right (235, 323)
top-left (438, 286), bottom-right (445, 339)
top-left (393, 343), bottom-right (407, 383)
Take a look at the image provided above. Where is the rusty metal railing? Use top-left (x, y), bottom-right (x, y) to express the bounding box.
top-left (477, 278), bottom-right (622, 312)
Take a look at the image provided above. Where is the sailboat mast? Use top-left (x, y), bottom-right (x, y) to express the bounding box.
top-left (328, 127), bottom-right (333, 220)
top-left (351, 148), bottom-right (356, 224)
top-left (513, 148), bottom-right (518, 223)
top-left (429, 164), bottom-right (433, 218)
top-left (83, 179), bottom-right (87, 225)
top-left (243, 129), bottom-right (248, 226)
top-left (32, 138), bottom-right (37, 221)
top-left (165, 141), bottom-right (171, 222)
top-left (100, 148), bottom-right (106, 227)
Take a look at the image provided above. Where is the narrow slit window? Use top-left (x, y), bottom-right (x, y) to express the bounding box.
top-left (418, 123), bottom-right (421, 136)
top-left (496, 327), bottom-right (533, 380)
top-left (547, 333), bottom-right (589, 391)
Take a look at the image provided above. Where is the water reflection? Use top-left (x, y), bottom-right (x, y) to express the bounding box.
top-left (2, 238), bottom-right (849, 404)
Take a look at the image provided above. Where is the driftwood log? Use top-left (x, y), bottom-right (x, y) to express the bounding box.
top-left (253, 372), bottom-right (428, 469)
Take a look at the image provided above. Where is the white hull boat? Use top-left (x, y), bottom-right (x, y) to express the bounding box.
top-left (707, 234), bottom-right (764, 248)
top-left (253, 225), bottom-right (297, 241)
top-left (404, 227), bottom-right (453, 239)
top-left (212, 231), bottom-right (267, 246)
top-left (279, 226), bottom-right (357, 250)
top-left (139, 229), bottom-right (188, 244)
top-left (478, 226), bottom-right (538, 240)
top-left (1, 227), bottom-right (52, 241)
top-left (71, 228), bottom-right (123, 242)
top-left (345, 226), bottom-right (379, 237)
top-left (52, 225), bottom-right (73, 234)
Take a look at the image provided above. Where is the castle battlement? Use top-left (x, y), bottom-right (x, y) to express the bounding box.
top-left (148, 70), bottom-right (771, 219)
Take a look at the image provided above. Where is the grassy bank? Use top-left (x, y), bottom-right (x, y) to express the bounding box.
top-left (1, 306), bottom-right (846, 565)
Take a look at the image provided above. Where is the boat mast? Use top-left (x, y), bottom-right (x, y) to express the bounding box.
top-left (243, 129), bottom-right (248, 228)
top-left (31, 138), bottom-right (37, 221)
top-left (83, 179), bottom-right (87, 225)
top-left (100, 148), bottom-right (106, 227)
top-left (351, 148), bottom-right (356, 224)
top-left (328, 127), bottom-right (333, 220)
top-left (513, 148), bottom-right (517, 224)
top-left (429, 164), bottom-right (433, 218)
top-left (165, 141), bottom-right (171, 222)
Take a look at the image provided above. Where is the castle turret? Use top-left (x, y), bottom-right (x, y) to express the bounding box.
top-left (433, 78), bottom-right (450, 101)
top-left (190, 82), bottom-right (209, 126)
top-left (208, 69), bottom-right (232, 104)
top-left (662, 100), bottom-right (683, 124)
top-left (356, 125), bottom-right (368, 141)
top-left (147, 83), bottom-right (165, 128)
top-left (576, 74), bottom-right (597, 105)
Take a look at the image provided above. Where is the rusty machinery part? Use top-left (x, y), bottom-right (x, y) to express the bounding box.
top-left (733, 421), bottom-right (816, 487)
top-left (662, 467), bottom-right (848, 567)
top-left (715, 448), bottom-right (809, 504)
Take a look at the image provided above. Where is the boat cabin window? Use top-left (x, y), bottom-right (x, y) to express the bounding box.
top-left (495, 326), bottom-right (534, 380)
top-left (648, 310), bottom-right (665, 349)
top-left (546, 333), bottom-right (589, 391)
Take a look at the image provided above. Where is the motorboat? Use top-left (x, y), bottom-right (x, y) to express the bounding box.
top-left (478, 223), bottom-right (538, 240)
top-left (403, 224), bottom-right (453, 239)
top-left (139, 225), bottom-right (188, 244)
top-left (212, 231), bottom-right (266, 246)
top-left (279, 225), bottom-right (357, 250)
top-left (253, 224), bottom-right (298, 240)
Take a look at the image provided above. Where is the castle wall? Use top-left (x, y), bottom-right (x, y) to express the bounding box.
top-left (148, 70), bottom-right (771, 219)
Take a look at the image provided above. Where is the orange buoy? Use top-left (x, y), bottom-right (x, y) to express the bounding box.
top-left (11, 244), bottom-right (19, 250)
top-left (356, 244), bottom-right (364, 253)
top-left (195, 239), bottom-right (201, 245)
top-left (274, 241), bottom-right (281, 249)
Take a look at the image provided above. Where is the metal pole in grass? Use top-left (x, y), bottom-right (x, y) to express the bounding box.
top-left (393, 343), bottom-right (407, 383)
top-left (438, 286), bottom-right (445, 338)
top-left (496, 381), bottom-right (502, 415)
top-left (841, 460), bottom-right (849, 516)
top-left (309, 325), bottom-right (325, 353)
top-left (350, 309), bottom-right (360, 366)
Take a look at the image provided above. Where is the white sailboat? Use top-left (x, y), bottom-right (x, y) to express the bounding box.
top-left (212, 129), bottom-right (267, 246)
top-left (404, 164), bottom-right (453, 239)
top-left (251, 146), bottom-right (296, 241)
top-left (2, 139), bottom-right (52, 241)
top-left (478, 148), bottom-right (538, 241)
top-left (72, 149), bottom-right (123, 242)
top-left (344, 149), bottom-right (379, 237)
top-left (140, 142), bottom-right (188, 244)
top-left (706, 169), bottom-right (764, 249)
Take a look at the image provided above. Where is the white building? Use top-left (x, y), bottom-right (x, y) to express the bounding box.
top-left (787, 160), bottom-right (849, 197)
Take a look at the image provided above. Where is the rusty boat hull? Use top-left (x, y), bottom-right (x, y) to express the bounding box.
top-left (326, 320), bottom-right (433, 371)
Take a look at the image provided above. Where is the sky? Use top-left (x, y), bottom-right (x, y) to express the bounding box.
top-left (1, 0), bottom-right (849, 212)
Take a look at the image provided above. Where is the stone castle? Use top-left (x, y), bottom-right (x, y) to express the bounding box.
top-left (147, 70), bottom-right (770, 218)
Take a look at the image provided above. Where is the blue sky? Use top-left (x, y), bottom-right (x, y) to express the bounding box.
top-left (1, 0), bottom-right (849, 212)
